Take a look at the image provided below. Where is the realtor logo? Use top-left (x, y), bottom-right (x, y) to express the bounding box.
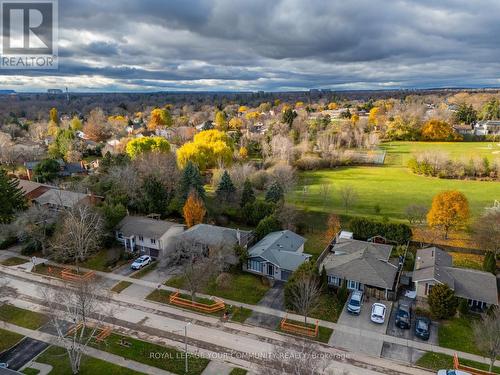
top-left (1, 0), bottom-right (58, 69)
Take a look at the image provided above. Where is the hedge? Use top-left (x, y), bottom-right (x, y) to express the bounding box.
top-left (349, 217), bottom-right (412, 244)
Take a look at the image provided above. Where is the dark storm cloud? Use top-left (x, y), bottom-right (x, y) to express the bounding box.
top-left (3, 0), bottom-right (500, 91)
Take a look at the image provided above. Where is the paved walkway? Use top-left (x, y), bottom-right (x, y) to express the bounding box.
top-left (1, 253), bottom-right (499, 369)
top-left (0, 321), bottom-right (176, 375)
top-left (20, 362), bottom-right (53, 375)
top-left (201, 361), bottom-right (234, 375)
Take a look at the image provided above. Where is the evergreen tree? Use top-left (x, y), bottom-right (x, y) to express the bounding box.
top-left (0, 170), bottom-right (27, 223)
top-left (216, 170), bottom-right (236, 202)
top-left (483, 251), bottom-right (497, 274)
top-left (240, 179), bottom-right (256, 208)
top-left (265, 182), bottom-right (284, 203)
top-left (33, 159), bottom-right (60, 182)
top-left (178, 161), bottom-right (205, 203)
top-left (141, 175), bottom-right (171, 216)
top-left (255, 215), bottom-right (281, 240)
top-left (428, 284), bottom-right (458, 319)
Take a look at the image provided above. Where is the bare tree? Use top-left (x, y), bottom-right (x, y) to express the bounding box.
top-left (339, 185), bottom-right (358, 214)
top-left (404, 204), bottom-right (428, 225)
top-left (473, 210), bottom-right (500, 257)
top-left (319, 184), bottom-right (332, 208)
top-left (268, 163), bottom-right (297, 192)
top-left (289, 273), bottom-right (321, 325)
top-left (51, 205), bottom-right (104, 270)
top-left (473, 308), bottom-right (500, 372)
top-left (12, 205), bottom-right (54, 256)
top-left (40, 277), bottom-right (113, 375)
top-left (276, 203), bottom-right (298, 231)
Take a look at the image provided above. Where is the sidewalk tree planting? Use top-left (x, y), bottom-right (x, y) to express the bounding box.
top-left (473, 308), bottom-right (500, 373)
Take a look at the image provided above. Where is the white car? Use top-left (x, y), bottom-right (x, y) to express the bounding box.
top-left (437, 370), bottom-right (471, 375)
top-left (131, 255), bottom-right (152, 270)
top-left (370, 303), bottom-right (386, 324)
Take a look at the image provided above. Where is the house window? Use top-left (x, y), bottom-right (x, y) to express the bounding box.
top-left (150, 238), bottom-right (156, 244)
top-left (139, 236), bottom-right (144, 241)
top-left (248, 260), bottom-right (262, 272)
top-left (328, 276), bottom-right (340, 286)
top-left (117, 232), bottom-right (123, 239)
top-left (347, 280), bottom-right (359, 290)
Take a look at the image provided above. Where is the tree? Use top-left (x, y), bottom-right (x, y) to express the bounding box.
top-left (83, 108), bottom-right (110, 142)
top-left (473, 210), bottom-right (500, 257)
top-left (140, 175), bottom-right (172, 216)
top-left (216, 170), bottom-right (236, 203)
top-left (183, 191), bottom-right (206, 228)
top-left (473, 308), bottom-right (500, 372)
top-left (214, 111), bottom-right (228, 130)
top-left (33, 158), bottom-right (60, 182)
top-left (49, 107), bottom-right (59, 124)
top-left (51, 205), bottom-right (104, 270)
top-left (178, 161), bottom-right (205, 204)
top-left (240, 179), bottom-right (255, 208)
top-left (125, 137), bottom-right (170, 159)
top-left (428, 283), bottom-right (457, 319)
top-left (325, 214), bottom-right (341, 239)
top-left (453, 103), bottom-right (477, 125)
top-left (339, 185), bottom-right (358, 214)
top-left (148, 108), bottom-right (173, 130)
top-left (255, 215), bottom-right (281, 240)
top-left (229, 117), bottom-right (243, 130)
top-left (69, 116), bottom-right (83, 131)
top-left (483, 251), bottom-right (497, 274)
top-left (0, 171), bottom-right (26, 223)
top-left (12, 205), bottom-right (53, 255)
top-left (282, 108), bottom-right (297, 128)
top-left (275, 203), bottom-right (298, 231)
top-left (41, 277), bottom-right (112, 375)
top-left (480, 98), bottom-right (500, 120)
top-left (404, 204), bottom-right (428, 225)
top-left (265, 182), bottom-right (284, 203)
top-left (421, 119), bottom-right (461, 141)
top-left (427, 190), bottom-right (470, 239)
top-left (288, 272), bottom-right (321, 325)
top-left (177, 129), bottom-right (233, 170)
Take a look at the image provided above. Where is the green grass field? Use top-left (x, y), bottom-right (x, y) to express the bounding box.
top-left (0, 304), bottom-right (48, 330)
top-left (288, 142), bottom-right (500, 223)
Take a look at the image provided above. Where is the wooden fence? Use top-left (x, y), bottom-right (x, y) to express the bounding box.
top-left (454, 353), bottom-right (495, 375)
top-left (61, 268), bottom-right (95, 282)
top-left (280, 315), bottom-right (319, 338)
top-left (169, 291), bottom-right (225, 313)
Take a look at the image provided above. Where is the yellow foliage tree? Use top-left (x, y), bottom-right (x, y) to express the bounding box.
top-left (183, 191), bottom-right (206, 228)
top-left (239, 146), bottom-right (248, 159)
top-left (177, 129), bottom-right (233, 170)
top-left (148, 108), bottom-right (172, 130)
top-left (427, 190), bottom-right (470, 239)
top-left (295, 101), bottom-right (304, 108)
top-left (421, 119), bottom-right (461, 141)
top-left (368, 107), bottom-right (380, 126)
top-left (245, 111), bottom-right (260, 121)
top-left (214, 111), bottom-right (228, 130)
top-left (229, 117), bottom-right (243, 130)
top-left (325, 214), bottom-right (341, 239)
top-left (49, 107), bottom-right (58, 124)
top-left (47, 120), bottom-right (59, 137)
top-left (351, 113), bottom-right (360, 126)
top-left (238, 106), bottom-right (248, 113)
top-left (327, 102), bottom-right (338, 110)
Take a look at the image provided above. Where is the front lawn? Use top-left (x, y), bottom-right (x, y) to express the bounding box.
top-left (0, 327), bottom-right (23, 352)
top-left (111, 281), bottom-right (133, 293)
top-left (439, 316), bottom-right (481, 356)
top-left (130, 261), bottom-right (157, 279)
top-left (229, 369), bottom-right (248, 375)
top-left (0, 304), bottom-right (48, 330)
top-left (80, 248), bottom-right (126, 272)
top-left (91, 332), bottom-right (209, 375)
top-left (32, 345), bottom-right (145, 375)
top-left (276, 319), bottom-right (333, 343)
top-left (166, 271), bottom-right (270, 305)
top-left (416, 352), bottom-right (500, 374)
top-left (0, 257), bottom-right (27, 266)
top-left (21, 368), bottom-right (40, 375)
top-left (309, 292), bottom-right (344, 323)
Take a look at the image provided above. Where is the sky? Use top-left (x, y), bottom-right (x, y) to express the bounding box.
top-left (2, 0), bottom-right (500, 92)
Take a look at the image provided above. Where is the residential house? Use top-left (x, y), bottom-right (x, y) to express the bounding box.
top-left (25, 159), bottom-right (87, 181)
top-left (319, 237), bottom-right (398, 299)
top-left (452, 124), bottom-right (474, 136)
top-left (16, 179), bottom-right (54, 201)
top-left (474, 120), bottom-right (500, 136)
top-left (413, 247), bottom-right (498, 310)
top-left (33, 189), bottom-right (99, 211)
top-left (177, 224), bottom-right (252, 264)
top-left (244, 230), bottom-right (311, 281)
top-left (115, 216), bottom-right (184, 257)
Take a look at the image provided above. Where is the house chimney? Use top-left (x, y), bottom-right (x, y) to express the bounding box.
top-left (236, 228), bottom-right (241, 245)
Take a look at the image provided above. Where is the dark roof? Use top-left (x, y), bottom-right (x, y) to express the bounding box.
top-left (116, 216), bottom-right (181, 238)
top-left (320, 239), bottom-right (397, 289)
top-left (179, 224), bottom-right (251, 249)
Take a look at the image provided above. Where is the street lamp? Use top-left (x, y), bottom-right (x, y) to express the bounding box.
top-left (184, 322), bottom-right (191, 373)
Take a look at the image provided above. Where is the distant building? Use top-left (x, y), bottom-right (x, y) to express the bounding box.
top-left (33, 189), bottom-right (101, 211)
top-left (47, 89), bottom-right (63, 94)
top-left (474, 120), bottom-right (500, 135)
top-left (25, 160), bottom-right (87, 181)
top-left (16, 179), bottom-right (54, 201)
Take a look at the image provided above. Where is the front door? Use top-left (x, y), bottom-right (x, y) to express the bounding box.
top-left (267, 263), bottom-right (274, 276)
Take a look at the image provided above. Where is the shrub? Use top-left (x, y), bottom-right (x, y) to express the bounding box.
top-left (255, 215), bottom-right (281, 240)
top-left (349, 217), bottom-right (412, 244)
top-left (242, 201), bottom-right (275, 225)
top-left (458, 298), bottom-right (470, 317)
top-left (428, 284), bottom-right (458, 319)
top-left (0, 235), bottom-right (17, 249)
top-left (483, 251), bottom-right (497, 274)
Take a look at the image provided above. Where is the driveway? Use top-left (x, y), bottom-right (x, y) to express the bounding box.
top-left (330, 299), bottom-right (393, 357)
top-left (246, 282), bottom-right (284, 330)
top-left (382, 297), bottom-right (438, 364)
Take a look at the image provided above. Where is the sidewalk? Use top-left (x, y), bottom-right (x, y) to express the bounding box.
top-left (2, 253), bottom-right (498, 369)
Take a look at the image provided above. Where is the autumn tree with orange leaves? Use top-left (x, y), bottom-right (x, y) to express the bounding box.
top-left (421, 119), bottom-right (461, 141)
top-left (325, 214), bottom-right (341, 240)
top-left (427, 190), bottom-right (470, 239)
top-left (183, 191), bottom-right (206, 228)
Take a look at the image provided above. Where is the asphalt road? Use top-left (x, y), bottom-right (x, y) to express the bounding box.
top-left (0, 337), bottom-right (48, 371)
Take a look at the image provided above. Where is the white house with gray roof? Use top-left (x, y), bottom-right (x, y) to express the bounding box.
top-left (413, 247), bottom-right (498, 310)
top-left (244, 230), bottom-right (311, 281)
top-left (115, 216), bottom-right (184, 258)
top-left (319, 238), bottom-right (398, 299)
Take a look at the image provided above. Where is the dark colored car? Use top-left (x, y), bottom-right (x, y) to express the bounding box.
top-left (395, 303), bottom-right (411, 329)
top-left (415, 316), bottom-right (431, 340)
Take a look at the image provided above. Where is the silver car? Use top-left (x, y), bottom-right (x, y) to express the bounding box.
top-left (347, 291), bottom-right (363, 315)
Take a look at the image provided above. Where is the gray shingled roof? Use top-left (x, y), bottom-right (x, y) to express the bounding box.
top-left (320, 239), bottom-right (397, 289)
top-left (34, 189), bottom-right (88, 208)
top-left (248, 230), bottom-right (310, 271)
top-left (179, 224), bottom-right (251, 249)
top-left (116, 216), bottom-right (181, 238)
top-left (413, 247), bottom-right (498, 305)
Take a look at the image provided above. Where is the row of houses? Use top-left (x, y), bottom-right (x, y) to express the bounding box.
top-left (453, 120), bottom-right (500, 136)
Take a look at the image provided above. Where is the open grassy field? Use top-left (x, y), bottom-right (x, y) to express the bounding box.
top-left (288, 142), bottom-right (500, 223)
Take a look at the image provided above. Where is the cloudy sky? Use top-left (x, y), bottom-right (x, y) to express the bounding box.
top-left (2, 0), bottom-right (500, 92)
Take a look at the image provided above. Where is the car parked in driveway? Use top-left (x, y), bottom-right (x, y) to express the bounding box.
top-left (0, 363), bottom-right (9, 368)
top-left (395, 302), bottom-right (411, 329)
top-left (370, 303), bottom-right (386, 324)
top-left (130, 255), bottom-right (152, 270)
top-left (437, 370), bottom-right (471, 375)
top-left (347, 291), bottom-right (363, 315)
top-left (415, 316), bottom-right (431, 340)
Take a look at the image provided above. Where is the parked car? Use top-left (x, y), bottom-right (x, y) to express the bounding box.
top-left (131, 255), bottom-right (152, 270)
top-left (370, 303), bottom-right (386, 324)
top-left (415, 316), bottom-right (431, 340)
top-left (347, 291), bottom-right (363, 315)
top-left (437, 370), bottom-right (471, 375)
top-left (0, 363), bottom-right (8, 368)
top-left (395, 302), bottom-right (411, 329)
